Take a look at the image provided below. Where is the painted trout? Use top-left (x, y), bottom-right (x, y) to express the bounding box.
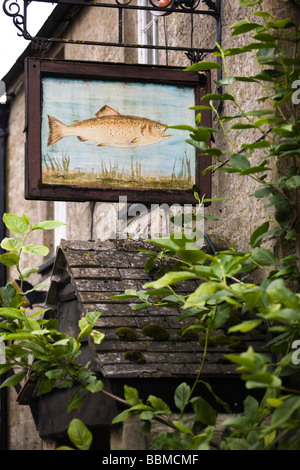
top-left (47, 105), bottom-right (172, 148)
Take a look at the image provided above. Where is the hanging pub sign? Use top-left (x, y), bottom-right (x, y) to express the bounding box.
top-left (25, 59), bottom-right (211, 204)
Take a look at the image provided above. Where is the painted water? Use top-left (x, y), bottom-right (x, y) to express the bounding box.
top-left (41, 77), bottom-right (196, 189)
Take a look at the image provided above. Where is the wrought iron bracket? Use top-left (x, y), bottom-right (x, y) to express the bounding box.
top-left (3, 0), bottom-right (221, 59)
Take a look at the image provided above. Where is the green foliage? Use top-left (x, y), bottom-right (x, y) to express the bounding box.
top-left (108, 0), bottom-right (300, 450)
top-left (0, 213), bottom-right (104, 413)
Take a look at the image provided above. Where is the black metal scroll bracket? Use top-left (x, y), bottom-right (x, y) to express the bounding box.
top-left (3, 0), bottom-right (221, 60)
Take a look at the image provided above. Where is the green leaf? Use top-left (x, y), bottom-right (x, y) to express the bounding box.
top-left (39, 377), bottom-right (56, 394)
top-left (67, 419), bottom-right (93, 451)
top-left (185, 62), bottom-right (222, 71)
top-left (267, 18), bottom-right (295, 29)
top-left (167, 124), bottom-right (195, 131)
top-left (239, 164), bottom-right (272, 175)
top-left (86, 380), bottom-right (104, 394)
top-left (252, 186), bottom-right (273, 198)
top-left (0, 370), bottom-right (27, 388)
top-left (3, 213), bottom-right (29, 236)
top-left (183, 281), bottom-right (221, 309)
top-left (225, 437), bottom-right (250, 450)
top-left (172, 420), bottom-right (193, 435)
top-left (229, 154), bottom-right (250, 171)
top-left (239, 0), bottom-right (262, 6)
top-left (186, 138), bottom-right (209, 151)
top-left (22, 245), bottom-right (49, 256)
top-left (252, 11), bottom-right (273, 18)
top-left (131, 302), bottom-right (152, 310)
top-left (285, 175), bottom-right (300, 190)
top-left (91, 330), bottom-right (105, 345)
top-left (189, 105), bottom-right (212, 111)
top-left (20, 267), bottom-right (39, 279)
top-left (251, 247), bottom-right (275, 266)
top-left (174, 382), bottom-right (191, 412)
top-left (45, 369), bottom-right (64, 380)
top-left (0, 253), bottom-right (20, 267)
top-left (189, 128), bottom-right (211, 142)
top-left (228, 319), bottom-right (263, 333)
top-left (112, 408), bottom-right (136, 424)
top-left (77, 324), bottom-right (93, 341)
top-left (242, 140), bottom-right (270, 149)
top-left (124, 385), bottom-right (142, 406)
top-left (192, 396), bottom-right (217, 426)
top-left (144, 256), bottom-right (155, 273)
top-left (31, 220), bottom-right (66, 231)
top-left (243, 395), bottom-right (259, 418)
top-left (271, 396), bottom-right (300, 428)
top-left (202, 93), bottom-right (235, 102)
top-left (143, 271), bottom-right (198, 289)
top-left (243, 372), bottom-right (282, 389)
top-left (85, 311), bottom-right (101, 325)
top-left (147, 395), bottom-right (170, 414)
top-left (250, 221), bottom-right (269, 248)
top-left (224, 347), bottom-right (259, 372)
top-left (231, 20), bottom-right (262, 36)
top-left (0, 307), bottom-right (26, 321)
top-left (0, 237), bottom-right (23, 253)
top-left (67, 388), bottom-right (87, 413)
top-left (253, 32), bottom-right (276, 41)
top-left (231, 123), bottom-right (256, 130)
top-left (222, 415), bottom-right (253, 428)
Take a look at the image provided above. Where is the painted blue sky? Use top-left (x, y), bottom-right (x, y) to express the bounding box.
top-left (41, 77), bottom-right (196, 182)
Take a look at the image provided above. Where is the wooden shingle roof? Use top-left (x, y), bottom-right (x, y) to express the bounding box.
top-left (45, 238), bottom-right (267, 381)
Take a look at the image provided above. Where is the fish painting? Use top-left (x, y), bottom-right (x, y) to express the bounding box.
top-left (47, 105), bottom-right (172, 148)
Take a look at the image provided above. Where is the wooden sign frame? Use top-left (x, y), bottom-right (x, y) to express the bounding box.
top-left (25, 58), bottom-right (211, 204)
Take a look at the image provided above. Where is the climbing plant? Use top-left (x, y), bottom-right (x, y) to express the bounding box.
top-left (0, 214), bottom-right (105, 413)
top-left (107, 0), bottom-right (300, 450)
